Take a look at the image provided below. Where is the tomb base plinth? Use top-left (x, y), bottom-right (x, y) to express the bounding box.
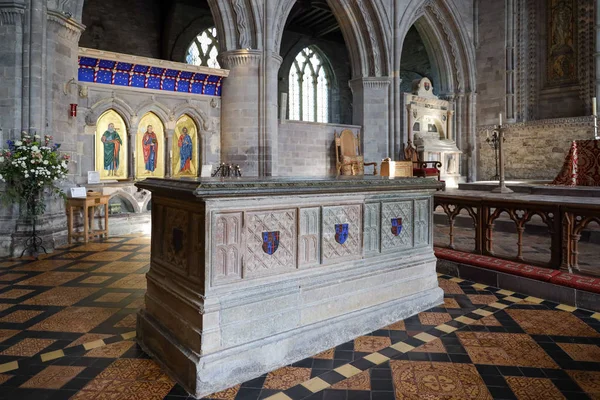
top-left (135, 176), bottom-right (443, 397)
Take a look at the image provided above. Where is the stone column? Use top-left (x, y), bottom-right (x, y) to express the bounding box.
top-left (0, 2), bottom-right (25, 255)
top-left (128, 128), bottom-right (136, 179)
top-left (349, 77), bottom-right (391, 162)
top-left (447, 110), bottom-right (454, 141)
top-left (219, 50), bottom-right (262, 176)
top-left (596, 0), bottom-right (600, 104)
top-left (259, 52), bottom-right (282, 176)
top-left (406, 104), bottom-right (413, 145)
top-left (0, 2), bottom-right (25, 139)
top-left (165, 130), bottom-right (174, 178)
top-left (505, 0), bottom-right (516, 122)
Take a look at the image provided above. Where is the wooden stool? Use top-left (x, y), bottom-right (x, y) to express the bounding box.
top-left (66, 194), bottom-right (110, 244)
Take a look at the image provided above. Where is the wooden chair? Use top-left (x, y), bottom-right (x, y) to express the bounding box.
top-left (404, 141), bottom-right (442, 180)
top-left (335, 129), bottom-right (378, 176)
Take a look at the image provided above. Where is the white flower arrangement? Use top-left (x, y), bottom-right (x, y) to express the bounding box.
top-left (0, 132), bottom-right (69, 216)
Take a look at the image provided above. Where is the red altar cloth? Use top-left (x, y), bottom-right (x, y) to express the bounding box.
top-left (552, 139), bottom-right (600, 186)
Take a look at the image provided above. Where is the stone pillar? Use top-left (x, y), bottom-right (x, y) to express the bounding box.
top-left (505, 0), bottom-right (516, 122)
top-left (0, 0), bottom-right (22, 255)
top-left (128, 128), bottom-right (136, 179)
top-left (596, 0), bottom-right (600, 104)
top-left (447, 110), bottom-right (454, 141)
top-left (349, 77), bottom-right (391, 162)
top-left (0, 2), bottom-right (25, 139)
top-left (466, 92), bottom-right (478, 182)
top-left (259, 52), bottom-right (282, 176)
top-left (406, 104), bottom-right (413, 145)
top-left (219, 50), bottom-right (262, 176)
top-left (165, 130), bottom-right (173, 178)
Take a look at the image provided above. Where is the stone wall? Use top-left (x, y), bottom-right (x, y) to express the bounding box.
top-left (475, 0), bottom-right (506, 126)
top-left (79, 0), bottom-right (162, 58)
top-left (476, 0), bottom-right (595, 125)
top-left (277, 121), bottom-right (361, 177)
top-left (477, 117), bottom-right (594, 180)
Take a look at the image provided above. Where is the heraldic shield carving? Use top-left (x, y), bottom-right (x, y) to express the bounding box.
top-left (262, 231), bottom-right (280, 255)
top-left (335, 224), bottom-right (349, 245)
top-left (391, 218), bottom-right (403, 236)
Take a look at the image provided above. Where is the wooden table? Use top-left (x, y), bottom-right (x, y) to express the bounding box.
top-left (66, 195), bottom-right (110, 243)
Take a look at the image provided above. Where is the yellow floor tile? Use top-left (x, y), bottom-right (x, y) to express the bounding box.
top-left (473, 309), bottom-right (494, 317)
top-left (334, 364), bottom-right (362, 378)
top-left (455, 316), bottom-right (476, 324)
top-left (497, 289), bottom-right (515, 296)
top-left (556, 304), bottom-right (577, 312)
top-left (390, 342), bottom-right (415, 353)
top-left (435, 324), bottom-right (458, 334)
top-left (414, 332), bottom-right (437, 343)
top-left (301, 377), bottom-right (330, 392)
top-left (364, 352), bottom-right (390, 365)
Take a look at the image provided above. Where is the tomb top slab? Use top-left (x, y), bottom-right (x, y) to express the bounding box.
top-left (136, 176), bottom-right (443, 198)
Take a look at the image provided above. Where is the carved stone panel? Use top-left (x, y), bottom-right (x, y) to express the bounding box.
top-left (364, 203), bottom-right (381, 254)
top-left (381, 201), bottom-right (413, 251)
top-left (414, 199), bottom-right (430, 247)
top-left (243, 209), bottom-right (297, 278)
top-left (164, 207), bottom-right (190, 273)
top-left (299, 207), bottom-right (321, 267)
top-left (212, 212), bottom-right (243, 285)
top-left (322, 205), bottom-right (362, 262)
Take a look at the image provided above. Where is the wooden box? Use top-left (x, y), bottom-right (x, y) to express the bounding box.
top-left (380, 159), bottom-right (413, 178)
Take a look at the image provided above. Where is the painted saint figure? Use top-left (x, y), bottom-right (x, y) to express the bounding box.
top-left (142, 125), bottom-right (158, 173)
top-left (178, 127), bottom-right (193, 172)
top-left (101, 123), bottom-right (122, 176)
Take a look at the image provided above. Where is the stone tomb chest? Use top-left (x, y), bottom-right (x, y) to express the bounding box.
top-left (135, 176), bottom-right (443, 397)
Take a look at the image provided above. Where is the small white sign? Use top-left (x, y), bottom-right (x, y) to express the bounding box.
top-left (87, 171), bottom-right (100, 184)
top-left (70, 187), bottom-right (87, 198)
top-left (201, 165), bottom-right (213, 178)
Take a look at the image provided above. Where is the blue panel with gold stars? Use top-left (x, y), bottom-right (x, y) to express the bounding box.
top-left (77, 56), bottom-right (224, 96)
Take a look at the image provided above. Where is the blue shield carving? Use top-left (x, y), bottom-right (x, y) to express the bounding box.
top-left (262, 231), bottom-right (280, 255)
top-left (335, 224), bottom-right (349, 245)
top-left (391, 218), bottom-right (403, 236)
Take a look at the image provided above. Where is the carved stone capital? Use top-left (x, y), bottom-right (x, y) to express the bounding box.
top-left (0, 3), bottom-right (25, 25)
top-left (218, 49), bottom-right (262, 69)
top-left (348, 77), bottom-right (391, 93)
top-left (46, 9), bottom-right (85, 42)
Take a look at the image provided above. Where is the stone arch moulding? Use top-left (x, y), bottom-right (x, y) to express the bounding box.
top-left (271, 0), bottom-right (390, 78)
top-left (109, 191), bottom-right (141, 214)
top-left (171, 103), bottom-right (210, 131)
top-left (85, 97), bottom-right (135, 131)
top-left (134, 100), bottom-right (172, 127)
top-left (207, 0), bottom-right (259, 52)
top-left (398, 0), bottom-right (476, 93)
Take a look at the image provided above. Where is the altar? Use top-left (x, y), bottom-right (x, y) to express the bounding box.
top-left (135, 176), bottom-right (443, 397)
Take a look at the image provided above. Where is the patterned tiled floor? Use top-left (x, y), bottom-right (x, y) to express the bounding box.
top-left (1, 237), bottom-right (600, 400)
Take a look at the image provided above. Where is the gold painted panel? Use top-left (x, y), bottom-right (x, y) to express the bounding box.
top-left (95, 110), bottom-right (128, 180)
top-left (172, 115), bottom-right (198, 177)
top-left (136, 112), bottom-right (165, 179)
top-left (547, 0), bottom-right (577, 86)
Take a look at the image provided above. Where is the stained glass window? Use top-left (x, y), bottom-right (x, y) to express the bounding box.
top-left (186, 27), bottom-right (220, 69)
top-left (288, 46), bottom-right (330, 123)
